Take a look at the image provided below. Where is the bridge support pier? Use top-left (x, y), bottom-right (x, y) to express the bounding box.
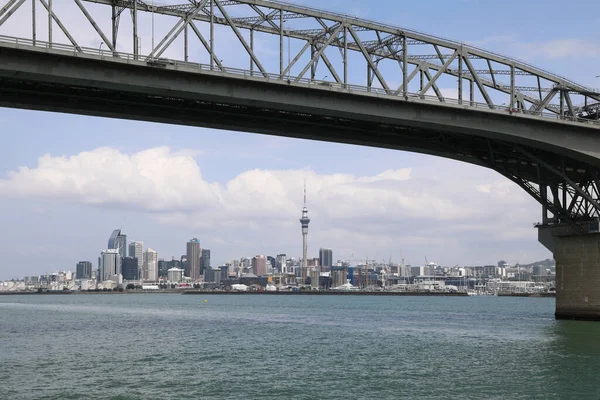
top-left (539, 227), bottom-right (600, 321)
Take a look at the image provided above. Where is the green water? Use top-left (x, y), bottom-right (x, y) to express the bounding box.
top-left (1, 294), bottom-right (599, 399)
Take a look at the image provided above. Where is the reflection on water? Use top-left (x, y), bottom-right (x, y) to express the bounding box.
top-left (552, 320), bottom-right (600, 356)
top-left (543, 321), bottom-right (600, 399)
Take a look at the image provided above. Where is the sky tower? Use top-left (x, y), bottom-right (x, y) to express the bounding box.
top-left (299, 182), bottom-right (311, 278)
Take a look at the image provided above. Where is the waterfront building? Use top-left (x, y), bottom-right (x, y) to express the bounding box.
top-left (411, 265), bottom-right (435, 277)
top-left (108, 229), bottom-right (127, 259)
top-left (122, 257), bottom-right (139, 280)
top-left (187, 238), bottom-right (201, 281)
top-left (319, 248), bottom-right (333, 272)
top-left (204, 268), bottom-right (223, 284)
top-left (331, 265), bottom-right (348, 288)
top-left (129, 241), bottom-right (143, 277)
top-left (252, 255), bottom-right (267, 276)
top-left (167, 267), bottom-right (184, 283)
top-left (76, 261), bottom-right (92, 280)
top-left (201, 249), bottom-right (211, 275)
top-left (310, 269), bottom-right (320, 289)
top-left (100, 250), bottom-right (120, 282)
top-left (144, 248), bottom-right (159, 281)
top-left (533, 265), bottom-right (548, 276)
top-left (299, 183), bottom-right (310, 281)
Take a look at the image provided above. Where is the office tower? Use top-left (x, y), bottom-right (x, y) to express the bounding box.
top-left (299, 183), bottom-right (310, 280)
top-left (144, 248), bottom-right (159, 281)
top-left (129, 241), bottom-right (143, 277)
top-left (276, 254), bottom-right (287, 273)
top-left (241, 257), bottom-right (251, 272)
top-left (267, 256), bottom-right (276, 271)
top-left (158, 259), bottom-right (168, 278)
top-left (76, 261), bottom-right (92, 279)
top-left (122, 257), bottom-right (139, 280)
top-left (219, 266), bottom-right (229, 282)
top-left (187, 238), bottom-right (201, 281)
top-left (201, 249), bottom-right (211, 275)
top-left (252, 255), bottom-right (267, 276)
top-left (108, 229), bottom-right (127, 259)
top-left (100, 250), bottom-right (120, 282)
top-left (319, 248), bottom-right (333, 272)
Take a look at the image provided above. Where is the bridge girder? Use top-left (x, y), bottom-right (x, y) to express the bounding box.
top-left (0, 0), bottom-right (598, 117)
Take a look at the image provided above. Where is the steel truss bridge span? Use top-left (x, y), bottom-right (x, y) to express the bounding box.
top-left (1, 0), bottom-right (600, 232)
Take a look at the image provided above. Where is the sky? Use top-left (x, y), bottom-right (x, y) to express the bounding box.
top-left (0, 0), bottom-right (599, 279)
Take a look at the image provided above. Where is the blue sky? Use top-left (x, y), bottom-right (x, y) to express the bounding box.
top-left (0, 0), bottom-right (599, 279)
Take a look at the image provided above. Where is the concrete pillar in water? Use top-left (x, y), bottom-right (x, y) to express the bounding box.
top-left (554, 234), bottom-right (600, 321)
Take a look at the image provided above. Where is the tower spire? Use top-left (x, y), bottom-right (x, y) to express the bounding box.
top-left (304, 179), bottom-right (307, 206)
top-left (300, 180), bottom-right (311, 282)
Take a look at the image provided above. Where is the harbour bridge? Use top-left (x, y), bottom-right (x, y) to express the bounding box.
top-left (1, 0), bottom-right (600, 320)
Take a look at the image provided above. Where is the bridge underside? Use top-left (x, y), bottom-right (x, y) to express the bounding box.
top-left (2, 46), bottom-right (600, 227)
top-left (3, 46), bottom-right (600, 320)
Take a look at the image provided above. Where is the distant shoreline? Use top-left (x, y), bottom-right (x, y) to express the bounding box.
top-left (3, 290), bottom-right (467, 297)
top-left (0, 291), bottom-right (556, 297)
top-left (182, 291), bottom-right (470, 296)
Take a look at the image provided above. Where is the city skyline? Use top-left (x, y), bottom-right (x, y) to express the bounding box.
top-left (18, 222), bottom-right (551, 285)
top-left (1, 0), bottom-right (597, 279)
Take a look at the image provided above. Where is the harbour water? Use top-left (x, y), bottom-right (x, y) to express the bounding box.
top-left (1, 294), bottom-right (600, 399)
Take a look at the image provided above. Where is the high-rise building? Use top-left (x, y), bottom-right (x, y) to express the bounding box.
top-left (219, 266), bottom-right (229, 282)
top-left (276, 254), bottom-right (287, 273)
top-left (201, 249), bottom-right (211, 275)
top-left (158, 259), bottom-right (169, 278)
top-left (144, 248), bottom-right (159, 281)
top-left (299, 183), bottom-right (310, 280)
top-left (267, 256), bottom-right (276, 273)
top-left (319, 248), bottom-right (333, 272)
top-left (187, 238), bottom-right (201, 281)
top-left (122, 257), bottom-right (139, 280)
top-left (76, 261), bottom-right (92, 279)
top-left (241, 257), bottom-right (251, 273)
top-left (252, 255), bottom-right (267, 276)
top-left (129, 241), bottom-right (143, 277)
top-left (108, 229), bottom-right (127, 260)
top-left (100, 250), bottom-right (121, 282)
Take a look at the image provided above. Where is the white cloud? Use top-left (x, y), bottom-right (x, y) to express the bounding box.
top-left (0, 146), bottom-right (538, 238)
top-left (469, 36), bottom-right (600, 60)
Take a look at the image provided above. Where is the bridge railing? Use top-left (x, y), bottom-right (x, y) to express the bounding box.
top-left (1, 34), bottom-right (598, 127)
